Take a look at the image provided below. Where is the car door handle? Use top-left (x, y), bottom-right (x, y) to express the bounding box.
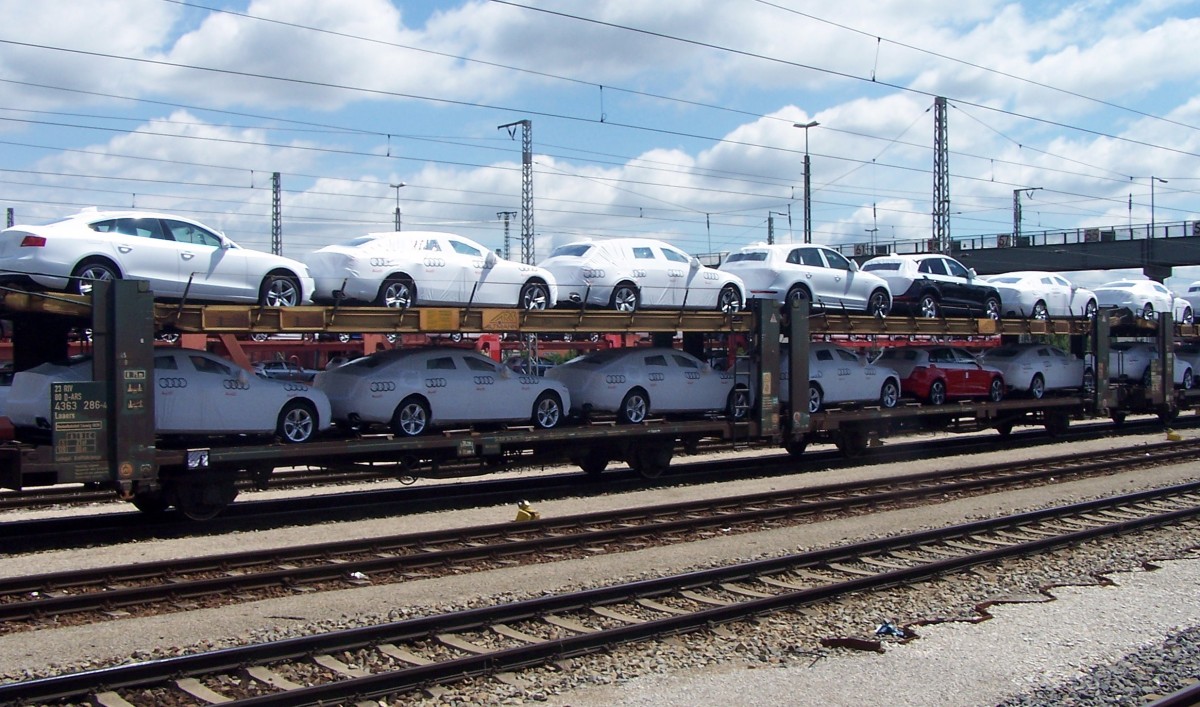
top-left (181, 252), bottom-right (195, 260)
top-left (118, 246), bottom-right (133, 253)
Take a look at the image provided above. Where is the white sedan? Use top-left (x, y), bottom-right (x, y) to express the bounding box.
top-left (984, 271), bottom-right (1098, 319)
top-left (5, 349), bottom-right (331, 442)
top-left (0, 209), bottom-right (314, 305)
top-left (1094, 280), bottom-right (1176, 321)
top-left (312, 347), bottom-right (570, 435)
top-left (718, 243), bottom-right (892, 316)
top-left (1109, 341), bottom-right (1192, 388)
top-left (980, 343), bottom-right (1094, 398)
top-left (537, 238), bottom-right (745, 312)
top-left (778, 343), bottom-right (903, 413)
top-left (306, 231), bottom-right (557, 309)
top-left (546, 348), bottom-right (746, 422)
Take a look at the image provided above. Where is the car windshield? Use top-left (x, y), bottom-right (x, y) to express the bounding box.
top-left (862, 261), bottom-right (900, 271)
top-left (725, 251), bottom-right (767, 262)
top-left (550, 244), bottom-right (593, 258)
top-left (990, 276), bottom-right (1022, 284)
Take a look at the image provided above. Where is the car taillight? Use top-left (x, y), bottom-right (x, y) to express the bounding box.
top-left (19, 235), bottom-right (46, 247)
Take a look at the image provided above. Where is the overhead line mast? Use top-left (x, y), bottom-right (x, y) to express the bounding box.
top-left (498, 120), bottom-right (535, 264)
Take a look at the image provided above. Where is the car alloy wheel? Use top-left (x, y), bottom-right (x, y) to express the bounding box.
top-left (919, 294), bottom-right (940, 318)
top-left (379, 277), bottom-right (415, 308)
top-left (618, 389), bottom-right (648, 424)
top-left (277, 400), bottom-right (317, 443)
top-left (989, 377), bottom-right (1005, 402)
top-left (879, 379), bottom-right (899, 408)
top-left (392, 396), bottom-right (430, 436)
top-left (72, 261), bottom-right (119, 296)
top-left (533, 392), bottom-right (563, 429)
top-left (521, 282), bottom-right (550, 310)
top-left (1032, 301), bottom-right (1049, 320)
top-left (984, 297), bottom-right (1002, 320)
top-left (1029, 373), bottom-right (1045, 399)
top-left (807, 383), bottom-right (823, 414)
top-left (717, 285), bottom-right (742, 313)
top-left (611, 284), bottom-right (639, 313)
top-left (927, 379), bottom-right (947, 405)
top-left (868, 289), bottom-right (890, 318)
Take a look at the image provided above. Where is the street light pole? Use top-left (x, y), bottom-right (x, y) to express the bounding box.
top-left (794, 121), bottom-right (819, 243)
top-left (1151, 176), bottom-right (1167, 234)
top-left (390, 182), bottom-right (406, 231)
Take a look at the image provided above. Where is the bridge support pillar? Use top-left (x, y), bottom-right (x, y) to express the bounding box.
top-left (1144, 264), bottom-right (1172, 282)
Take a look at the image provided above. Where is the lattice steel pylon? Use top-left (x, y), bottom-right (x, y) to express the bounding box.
top-left (271, 172), bottom-right (282, 256)
top-left (497, 210), bottom-right (517, 261)
top-left (932, 97), bottom-right (950, 254)
top-left (498, 120), bottom-right (534, 264)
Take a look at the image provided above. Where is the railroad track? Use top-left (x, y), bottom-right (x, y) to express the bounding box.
top-left (3, 482), bottom-right (1197, 705)
top-left (2, 438), bottom-right (1197, 632)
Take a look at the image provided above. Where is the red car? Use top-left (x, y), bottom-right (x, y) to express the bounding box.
top-left (874, 346), bottom-right (1005, 404)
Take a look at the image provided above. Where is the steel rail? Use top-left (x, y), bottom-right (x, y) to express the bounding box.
top-left (1, 439), bottom-right (1197, 629)
top-left (2, 482), bottom-right (1197, 705)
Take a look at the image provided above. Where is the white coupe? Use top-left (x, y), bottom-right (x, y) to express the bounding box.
top-left (546, 347), bottom-right (746, 422)
top-left (980, 343), bottom-right (1094, 398)
top-left (718, 243), bottom-right (892, 316)
top-left (537, 238), bottom-right (745, 312)
top-left (984, 271), bottom-right (1098, 319)
top-left (778, 343), bottom-right (903, 413)
top-left (305, 231), bottom-right (557, 309)
top-left (1109, 341), bottom-right (1192, 388)
top-left (5, 349), bottom-right (331, 442)
top-left (0, 209), bottom-right (314, 305)
top-left (1094, 280), bottom-right (1180, 321)
top-left (312, 347), bottom-right (570, 435)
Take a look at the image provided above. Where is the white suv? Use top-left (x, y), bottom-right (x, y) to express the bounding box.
top-left (718, 243), bottom-right (891, 316)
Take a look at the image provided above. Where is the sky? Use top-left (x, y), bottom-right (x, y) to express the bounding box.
top-left (0, 0), bottom-right (1198, 290)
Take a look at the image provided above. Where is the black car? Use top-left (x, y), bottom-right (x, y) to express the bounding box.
top-left (862, 254), bottom-right (1002, 319)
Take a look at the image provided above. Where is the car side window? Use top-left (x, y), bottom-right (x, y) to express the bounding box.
top-left (154, 355), bottom-right (177, 370)
top-left (944, 259), bottom-right (969, 278)
top-left (189, 355), bottom-right (233, 377)
top-left (645, 355), bottom-right (668, 366)
top-left (661, 248), bottom-right (689, 263)
top-left (836, 350), bottom-right (858, 362)
top-left (463, 356), bottom-right (497, 372)
top-left (632, 247), bottom-right (656, 260)
top-left (815, 349), bottom-right (834, 361)
top-left (824, 250), bottom-right (853, 271)
top-left (788, 248), bottom-right (824, 267)
top-left (95, 217), bottom-right (169, 240)
top-left (163, 220), bottom-right (221, 247)
top-left (671, 354), bottom-right (698, 368)
top-left (918, 259), bottom-right (947, 276)
top-left (421, 240), bottom-right (442, 252)
top-left (427, 357), bottom-right (456, 370)
top-left (449, 240), bottom-right (482, 257)
top-left (928, 349), bottom-right (951, 363)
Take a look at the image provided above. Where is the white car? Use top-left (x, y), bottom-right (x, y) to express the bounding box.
top-left (717, 243), bottom-right (892, 316)
top-left (6, 349), bottom-right (331, 442)
top-left (1181, 280), bottom-right (1200, 316)
top-left (1174, 296), bottom-right (1195, 325)
top-left (980, 343), bottom-right (1094, 398)
top-left (0, 209), bottom-right (314, 305)
top-left (306, 231), bottom-right (558, 309)
top-left (546, 347), bottom-right (746, 422)
top-left (312, 347), bottom-right (570, 435)
top-left (537, 238), bottom-right (745, 312)
top-left (861, 254), bottom-right (1001, 319)
top-left (1109, 341), bottom-right (1192, 388)
top-left (984, 271), bottom-right (1098, 319)
top-left (1094, 280), bottom-right (1176, 321)
top-left (778, 343), bottom-right (903, 413)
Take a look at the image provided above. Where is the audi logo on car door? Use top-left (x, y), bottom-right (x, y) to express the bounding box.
top-left (605, 374), bottom-right (627, 385)
top-left (159, 377), bottom-right (188, 389)
top-left (684, 372), bottom-right (701, 380)
top-left (425, 378), bottom-right (447, 388)
top-left (369, 381), bottom-right (397, 393)
top-left (648, 372), bottom-right (666, 382)
top-left (473, 375), bottom-right (495, 386)
top-left (423, 257), bottom-right (446, 268)
top-left (223, 379), bottom-right (250, 390)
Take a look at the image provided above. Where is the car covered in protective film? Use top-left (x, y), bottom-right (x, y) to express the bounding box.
top-left (984, 271), bottom-right (1098, 319)
top-left (980, 343), bottom-right (1094, 398)
top-left (861, 254), bottom-right (1001, 319)
top-left (536, 238), bottom-right (745, 313)
top-left (5, 349), bottom-right (331, 443)
top-left (717, 243), bottom-right (892, 316)
top-left (0, 209), bottom-right (314, 305)
top-left (312, 347), bottom-right (570, 436)
top-left (875, 346), bottom-right (1005, 404)
top-left (546, 347), bottom-right (747, 423)
top-left (1109, 341), bottom-right (1193, 389)
top-left (305, 231), bottom-right (557, 310)
top-left (777, 343), bottom-right (903, 413)
top-left (1094, 279), bottom-right (1176, 321)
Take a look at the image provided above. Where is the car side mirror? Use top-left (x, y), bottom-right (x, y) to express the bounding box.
top-left (485, 251), bottom-right (498, 267)
top-left (498, 365), bottom-right (512, 378)
top-left (849, 260), bottom-right (860, 272)
top-left (690, 256), bottom-right (702, 269)
top-left (237, 369), bottom-right (250, 384)
top-left (968, 267), bottom-right (978, 278)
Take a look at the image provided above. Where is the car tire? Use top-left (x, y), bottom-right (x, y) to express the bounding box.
top-left (918, 292), bottom-right (940, 318)
top-left (989, 376), bottom-right (1005, 402)
top-left (532, 391), bottom-right (564, 429)
top-left (391, 395), bottom-right (430, 436)
top-left (867, 289), bottom-right (891, 318)
top-left (276, 400), bottom-right (318, 443)
top-left (1184, 368), bottom-right (1195, 390)
top-left (71, 259), bottom-right (120, 296)
top-left (377, 277), bottom-right (416, 309)
top-left (617, 388), bottom-right (649, 424)
top-left (879, 378), bottom-right (900, 408)
top-left (716, 285), bottom-right (742, 313)
top-left (1029, 373), bottom-right (1045, 399)
top-left (984, 296), bottom-right (1002, 320)
top-left (259, 273), bottom-right (301, 307)
top-left (610, 283), bottom-right (640, 313)
top-left (786, 285), bottom-right (812, 309)
top-left (1143, 302), bottom-right (1155, 320)
top-left (927, 379), bottom-right (947, 405)
top-left (726, 386), bottom-right (750, 420)
top-left (1184, 307), bottom-right (1195, 325)
top-left (1031, 301), bottom-right (1049, 320)
top-left (520, 281), bottom-right (551, 311)
top-left (807, 383), bottom-right (823, 414)
top-left (1085, 300), bottom-right (1098, 319)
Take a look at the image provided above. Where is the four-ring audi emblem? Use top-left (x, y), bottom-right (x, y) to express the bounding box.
top-left (649, 373), bottom-right (666, 382)
top-left (684, 371), bottom-right (701, 380)
top-left (605, 374), bottom-right (627, 384)
top-left (473, 375), bottom-right (495, 385)
top-left (424, 377), bottom-right (447, 388)
top-left (158, 377), bottom-right (188, 389)
top-left (369, 381), bottom-right (397, 393)
top-left (368, 257), bottom-right (395, 267)
top-left (223, 379), bottom-right (250, 390)
top-left (423, 257), bottom-right (446, 267)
